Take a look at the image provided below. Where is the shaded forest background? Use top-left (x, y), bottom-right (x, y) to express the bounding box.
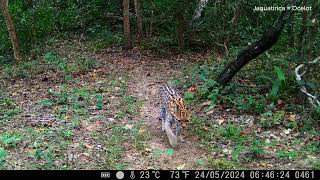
top-left (0, 0), bottom-right (320, 170)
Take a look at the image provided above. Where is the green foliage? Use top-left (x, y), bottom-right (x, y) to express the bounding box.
top-left (1, 61), bottom-right (39, 79)
top-left (46, 84), bottom-right (107, 118)
top-left (311, 106), bottom-right (320, 121)
top-left (0, 132), bottom-right (21, 148)
top-left (276, 149), bottom-right (299, 159)
top-left (250, 139), bottom-right (265, 156)
top-left (39, 98), bottom-right (53, 108)
top-left (76, 57), bottom-right (97, 73)
top-left (207, 157), bottom-right (239, 169)
top-left (305, 142), bottom-right (320, 154)
top-left (310, 158), bottom-right (320, 170)
top-left (184, 91), bottom-right (194, 100)
top-left (0, 148), bottom-right (7, 169)
top-left (32, 149), bottom-right (43, 160)
top-left (59, 128), bottom-right (74, 140)
top-left (270, 66), bottom-right (286, 102)
top-left (166, 148), bottom-right (174, 155)
top-left (44, 52), bottom-right (68, 73)
top-left (104, 125), bottom-right (128, 169)
top-left (0, 95), bottom-right (20, 121)
top-left (219, 123), bottom-right (242, 140)
top-left (259, 111), bottom-right (285, 128)
top-left (95, 94), bottom-right (103, 110)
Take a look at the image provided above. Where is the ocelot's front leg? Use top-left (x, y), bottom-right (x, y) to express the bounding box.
top-left (159, 105), bottom-right (166, 132)
top-left (176, 122), bottom-right (186, 143)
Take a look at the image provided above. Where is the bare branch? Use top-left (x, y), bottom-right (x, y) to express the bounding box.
top-left (295, 56), bottom-right (320, 108)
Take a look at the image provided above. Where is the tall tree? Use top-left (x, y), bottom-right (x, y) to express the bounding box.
top-left (134, 0), bottom-right (142, 43)
top-left (297, 0), bottom-right (308, 59)
top-left (122, 0), bottom-right (131, 49)
top-left (287, 16), bottom-right (295, 47)
top-left (0, 0), bottom-right (22, 61)
top-left (216, 0), bottom-right (303, 86)
top-left (306, 0), bottom-right (319, 59)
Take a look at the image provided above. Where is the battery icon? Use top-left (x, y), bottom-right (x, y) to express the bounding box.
top-left (101, 172), bottom-right (111, 178)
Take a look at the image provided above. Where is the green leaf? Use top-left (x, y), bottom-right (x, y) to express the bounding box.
top-left (0, 148), bottom-right (6, 159)
top-left (40, 99), bottom-right (52, 107)
top-left (0, 148), bottom-right (6, 169)
top-left (270, 79), bottom-right (281, 102)
top-left (65, 74), bottom-right (72, 81)
top-left (196, 159), bottom-right (204, 165)
top-left (274, 66), bottom-right (285, 82)
top-left (184, 92), bottom-right (194, 100)
top-left (96, 94), bottom-right (103, 110)
top-left (152, 148), bottom-right (163, 157)
top-left (166, 148), bottom-right (174, 155)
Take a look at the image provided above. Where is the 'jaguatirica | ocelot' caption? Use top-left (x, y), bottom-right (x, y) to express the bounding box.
top-left (253, 6), bottom-right (312, 12)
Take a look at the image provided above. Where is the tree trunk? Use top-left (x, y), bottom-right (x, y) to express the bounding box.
top-left (122, 0), bottom-right (131, 49)
top-left (0, 0), bottom-right (22, 62)
top-left (134, 0), bottom-right (142, 43)
top-left (191, 0), bottom-right (209, 25)
top-left (306, 0), bottom-right (319, 60)
top-left (147, 0), bottom-right (155, 38)
top-left (287, 15), bottom-right (294, 47)
top-left (224, 2), bottom-right (241, 56)
top-left (297, 0), bottom-right (308, 59)
top-left (177, 13), bottom-right (186, 50)
top-left (217, 0), bottom-right (303, 86)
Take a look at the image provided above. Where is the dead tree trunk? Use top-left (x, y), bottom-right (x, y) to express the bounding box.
top-left (134, 0), bottom-right (142, 43)
top-left (122, 0), bottom-right (131, 49)
top-left (0, 0), bottom-right (22, 62)
top-left (216, 0), bottom-right (303, 86)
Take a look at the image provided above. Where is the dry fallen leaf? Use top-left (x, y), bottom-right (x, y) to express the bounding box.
top-left (288, 114), bottom-right (296, 121)
top-left (283, 129), bottom-right (291, 135)
top-left (206, 110), bottom-right (214, 115)
top-left (217, 118), bottom-right (225, 125)
top-left (139, 128), bottom-right (146, 134)
top-left (107, 118), bottom-right (115, 122)
top-left (84, 143), bottom-right (94, 149)
top-left (202, 101), bottom-right (211, 106)
top-left (177, 163), bottom-right (186, 170)
top-left (240, 128), bottom-right (251, 135)
top-left (79, 153), bottom-right (92, 161)
top-left (125, 124), bottom-right (134, 129)
top-left (261, 162), bottom-right (268, 167)
top-left (188, 85), bottom-right (199, 92)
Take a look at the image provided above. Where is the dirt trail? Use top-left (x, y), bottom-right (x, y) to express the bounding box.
top-left (116, 53), bottom-right (209, 170)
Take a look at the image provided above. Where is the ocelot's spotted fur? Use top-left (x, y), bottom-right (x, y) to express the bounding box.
top-left (159, 83), bottom-right (191, 147)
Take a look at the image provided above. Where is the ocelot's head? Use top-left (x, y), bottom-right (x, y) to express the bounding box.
top-left (168, 97), bottom-right (191, 127)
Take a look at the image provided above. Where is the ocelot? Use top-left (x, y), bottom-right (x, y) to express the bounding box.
top-left (159, 83), bottom-right (191, 147)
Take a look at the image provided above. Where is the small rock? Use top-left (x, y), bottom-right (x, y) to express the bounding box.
top-left (265, 139), bottom-right (271, 144)
top-left (280, 132), bottom-right (286, 137)
top-left (107, 118), bottom-right (115, 122)
top-left (284, 129), bottom-right (291, 135)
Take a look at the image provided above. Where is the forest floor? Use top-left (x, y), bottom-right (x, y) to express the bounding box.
top-left (0, 39), bottom-right (319, 170)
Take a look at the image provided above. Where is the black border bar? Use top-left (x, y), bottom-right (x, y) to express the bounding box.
top-left (0, 170), bottom-right (319, 179)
